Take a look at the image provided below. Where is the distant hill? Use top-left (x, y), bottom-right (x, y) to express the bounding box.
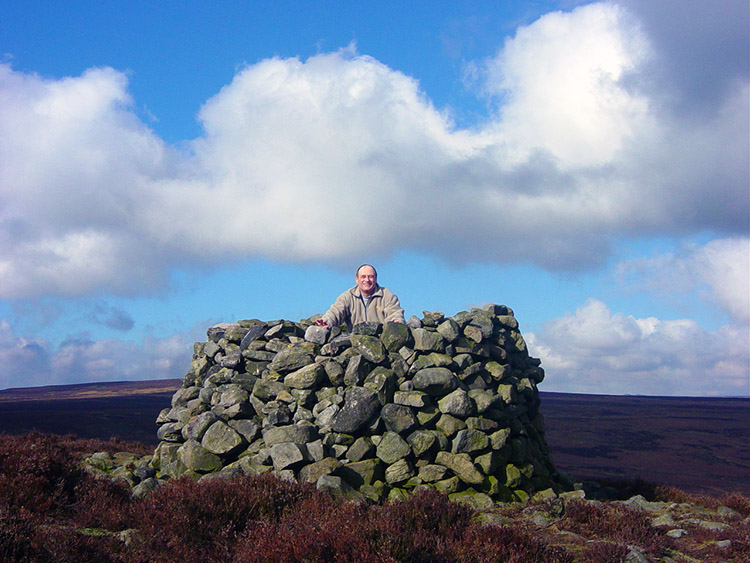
top-left (0, 379), bottom-right (183, 402)
top-left (0, 379), bottom-right (747, 496)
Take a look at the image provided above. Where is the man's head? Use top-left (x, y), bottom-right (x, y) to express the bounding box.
top-left (355, 264), bottom-right (378, 296)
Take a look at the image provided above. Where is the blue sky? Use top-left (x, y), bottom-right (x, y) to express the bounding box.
top-left (0, 1), bottom-right (748, 396)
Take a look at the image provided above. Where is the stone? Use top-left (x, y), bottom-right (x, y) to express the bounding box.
top-left (437, 389), bottom-right (475, 417)
top-left (239, 324), bottom-right (268, 349)
top-left (463, 324), bottom-right (483, 343)
top-left (496, 384), bottom-right (517, 404)
top-left (184, 412), bottom-right (219, 441)
top-left (385, 458), bottom-right (415, 485)
top-left (202, 421), bottom-right (245, 456)
top-left (321, 335), bottom-right (351, 355)
top-left (435, 414), bottom-right (467, 437)
top-left (452, 429), bottom-right (489, 454)
top-left (411, 328), bottom-right (445, 352)
top-left (269, 347), bottom-right (315, 373)
top-left (220, 352), bottom-right (242, 369)
top-left (166, 406), bottom-right (193, 424)
top-left (434, 476), bottom-right (461, 494)
top-left (363, 367), bottom-right (396, 405)
top-left (625, 547), bottom-right (649, 563)
top-left (203, 340), bottom-right (221, 358)
top-left (468, 311), bottom-right (494, 333)
top-left (466, 417), bottom-right (499, 432)
top-left (265, 340), bottom-right (290, 353)
top-left (421, 311), bottom-right (444, 327)
top-left (291, 388), bottom-right (314, 407)
top-left (132, 477), bottom-right (161, 498)
top-left (449, 491), bottom-right (495, 510)
top-left (691, 520), bottom-right (729, 531)
top-left (262, 423), bottom-right (318, 446)
top-left (389, 354), bottom-right (409, 378)
top-left (406, 429), bottom-right (437, 458)
top-left (650, 514), bottom-right (676, 527)
top-left (304, 325), bottom-right (328, 345)
top-left (346, 436), bottom-right (375, 462)
top-left (263, 404), bottom-right (292, 426)
top-left (380, 403), bottom-right (418, 435)
top-left (227, 419), bottom-right (260, 443)
top-left (717, 505), bottom-right (740, 518)
top-left (252, 379), bottom-right (286, 401)
top-left (376, 431), bottom-right (411, 464)
top-left (344, 355), bottom-right (372, 386)
top-left (418, 464), bottom-right (448, 482)
top-left (381, 322), bottom-right (413, 352)
top-left (452, 337), bottom-right (481, 355)
top-left (623, 495), bottom-right (671, 512)
top-left (172, 386), bottom-right (201, 407)
top-left (351, 334), bottom-right (387, 364)
top-left (306, 439), bottom-right (325, 462)
top-left (532, 488), bottom-right (557, 502)
top-left (410, 352), bottom-right (454, 372)
top-left (299, 457), bottom-right (340, 483)
top-left (393, 391), bottom-right (431, 408)
top-left (399, 346), bottom-right (417, 364)
top-left (435, 452), bottom-right (484, 485)
top-left (284, 363), bottom-right (325, 389)
top-left (243, 349), bottom-right (276, 362)
top-left (178, 440), bottom-right (223, 473)
top-left (489, 428), bottom-right (511, 450)
top-left (475, 450), bottom-right (502, 475)
top-left (316, 474), bottom-right (358, 498)
top-left (323, 360), bottom-right (345, 386)
top-left (155, 305), bottom-right (559, 503)
top-left (339, 458), bottom-right (384, 487)
top-left (468, 390), bottom-right (497, 414)
top-left (505, 464), bottom-right (522, 488)
top-left (436, 318), bottom-right (461, 342)
top-left (415, 405), bottom-right (441, 427)
top-left (315, 403), bottom-right (340, 427)
top-left (270, 442), bottom-right (307, 471)
top-left (218, 385), bottom-right (249, 407)
top-left (412, 367), bottom-right (458, 395)
top-left (351, 322), bottom-right (380, 336)
top-left (155, 408), bottom-right (172, 425)
top-left (330, 387), bottom-right (381, 434)
top-left (157, 422), bottom-right (184, 442)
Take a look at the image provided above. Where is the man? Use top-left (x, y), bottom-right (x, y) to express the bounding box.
top-left (315, 264), bottom-right (405, 330)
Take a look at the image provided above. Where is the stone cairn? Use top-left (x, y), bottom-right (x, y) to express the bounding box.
top-left (152, 305), bottom-right (564, 506)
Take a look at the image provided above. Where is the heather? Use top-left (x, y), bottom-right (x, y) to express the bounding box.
top-left (1, 432), bottom-right (747, 562)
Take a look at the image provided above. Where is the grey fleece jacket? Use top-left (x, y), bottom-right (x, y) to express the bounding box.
top-left (321, 284), bottom-right (405, 329)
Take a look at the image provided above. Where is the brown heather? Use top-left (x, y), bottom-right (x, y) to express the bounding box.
top-left (1, 432), bottom-right (748, 562)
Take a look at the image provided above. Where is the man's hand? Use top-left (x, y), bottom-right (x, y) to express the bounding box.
top-left (314, 318), bottom-right (330, 329)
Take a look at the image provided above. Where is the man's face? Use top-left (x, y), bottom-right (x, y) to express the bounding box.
top-left (355, 266), bottom-right (377, 296)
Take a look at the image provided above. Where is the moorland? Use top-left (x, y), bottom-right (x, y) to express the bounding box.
top-left (0, 380), bottom-right (746, 495)
top-left (0, 380), bottom-right (747, 561)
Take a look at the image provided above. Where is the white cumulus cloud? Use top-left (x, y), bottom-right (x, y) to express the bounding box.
top-left (0, 2), bottom-right (747, 299)
top-left (478, 2), bottom-right (652, 167)
top-left (0, 65), bottom-right (176, 298)
top-left (527, 299), bottom-right (749, 397)
top-left (0, 318), bottom-right (194, 390)
top-left (617, 237), bottom-right (750, 324)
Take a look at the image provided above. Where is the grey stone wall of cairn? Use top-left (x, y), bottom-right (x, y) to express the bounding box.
top-left (152, 304), bottom-right (564, 506)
